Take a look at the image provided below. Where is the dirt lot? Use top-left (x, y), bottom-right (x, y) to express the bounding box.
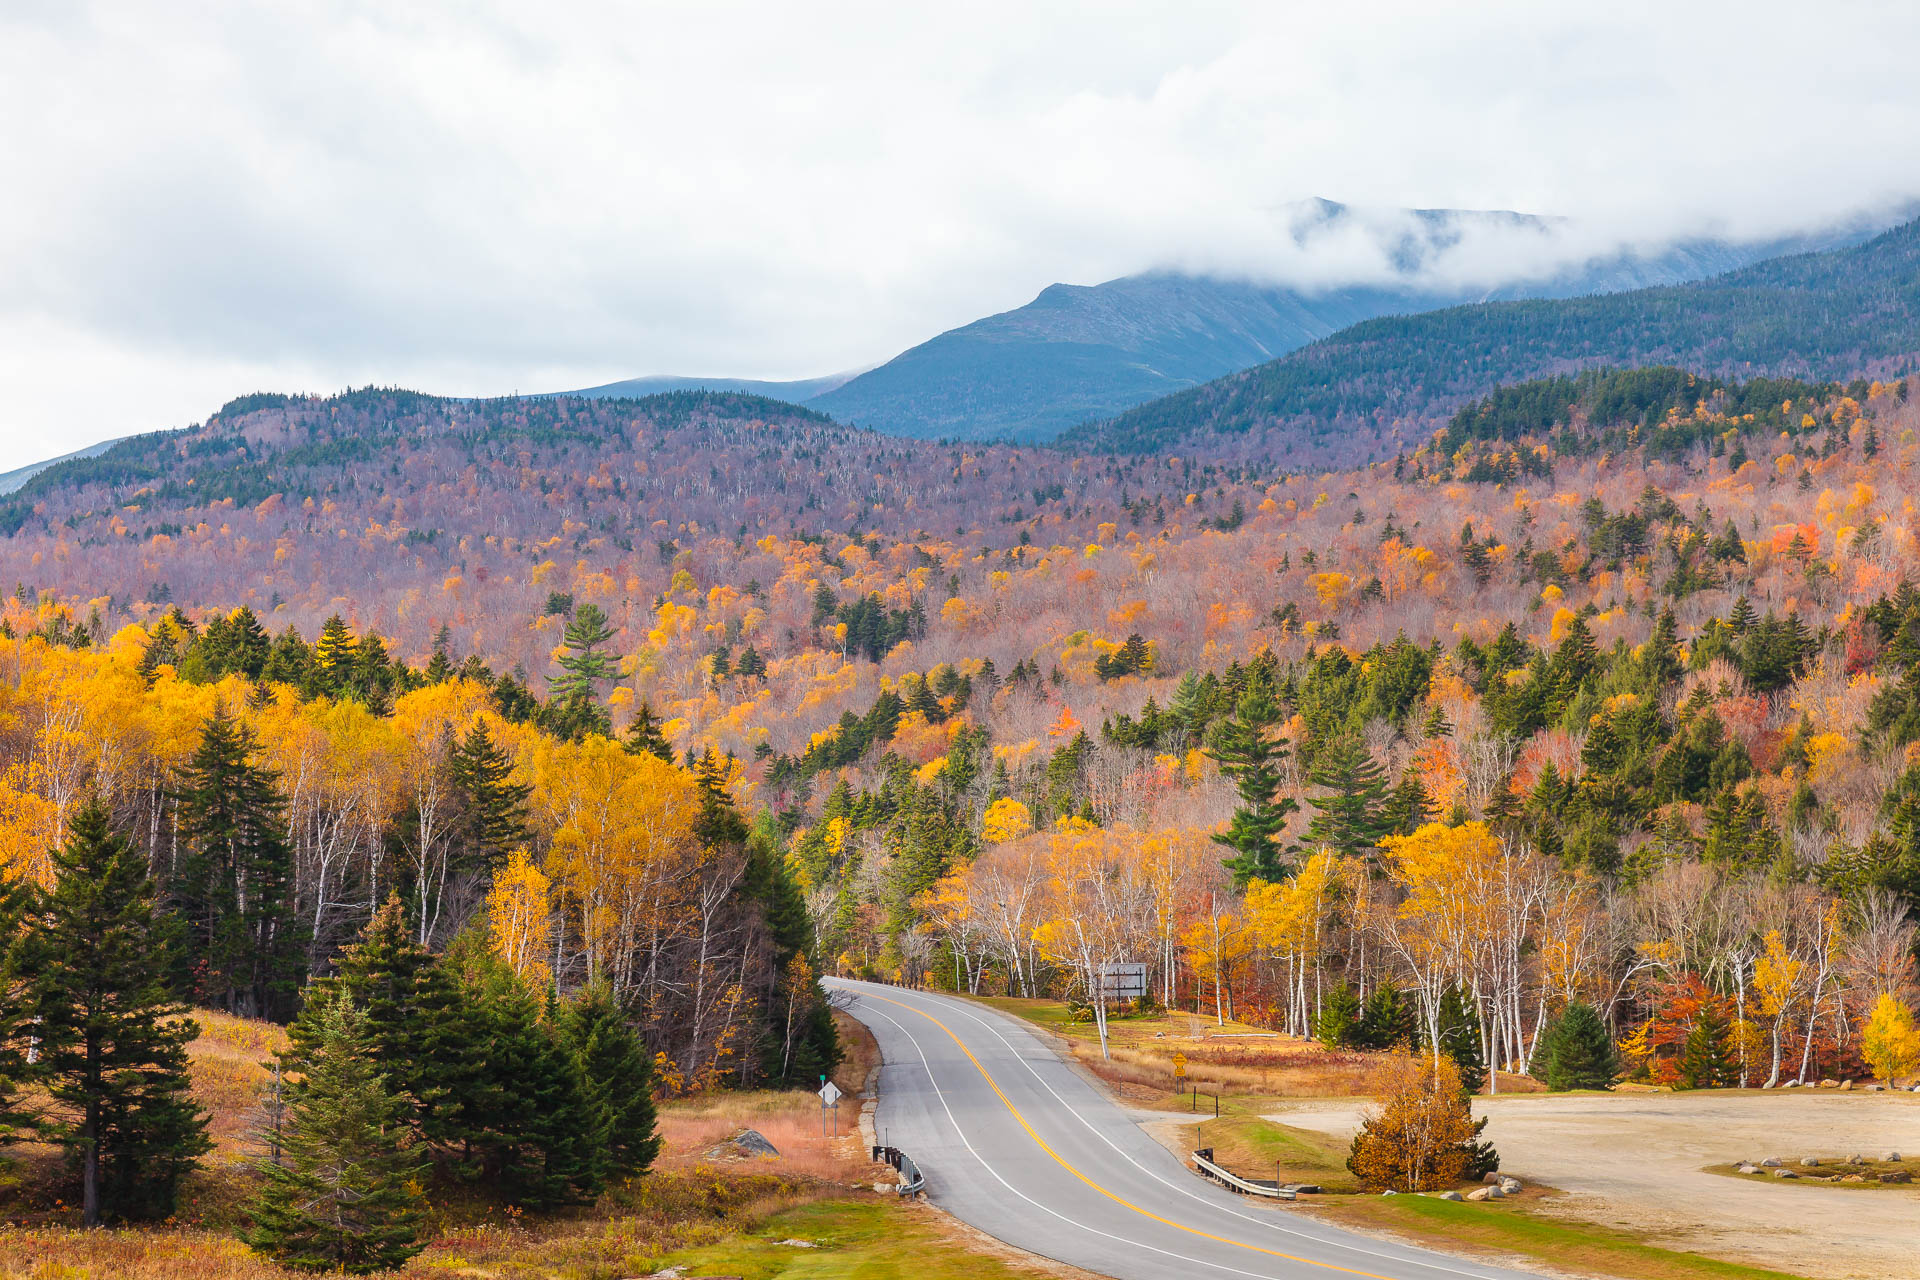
top-left (1269, 1091), bottom-right (1920, 1280)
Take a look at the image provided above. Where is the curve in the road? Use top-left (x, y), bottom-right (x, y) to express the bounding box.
top-left (833, 978), bottom-right (1547, 1280)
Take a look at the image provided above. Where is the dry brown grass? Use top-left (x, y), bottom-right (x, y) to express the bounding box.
top-left (1071, 1038), bottom-right (1391, 1099)
top-left (0, 1005), bottom-right (893, 1277)
top-left (0, 1166), bottom-right (832, 1279)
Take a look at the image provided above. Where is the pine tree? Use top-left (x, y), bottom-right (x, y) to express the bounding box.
top-left (170, 710), bottom-right (306, 1020)
top-left (1304, 735), bottom-right (1390, 857)
top-left (563, 983), bottom-right (661, 1183)
top-left (243, 991), bottom-right (428, 1274)
top-left (1206, 671), bottom-right (1300, 887)
top-left (17, 800), bottom-right (209, 1224)
top-left (1538, 1002), bottom-right (1618, 1091)
top-left (314, 614), bottom-right (360, 685)
top-left (550, 603), bottom-right (616, 704)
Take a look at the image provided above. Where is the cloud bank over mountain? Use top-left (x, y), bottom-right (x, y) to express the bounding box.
top-left (4, 1), bottom-right (1920, 466)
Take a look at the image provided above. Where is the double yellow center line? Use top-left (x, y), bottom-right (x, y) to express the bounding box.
top-left (864, 989), bottom-right (1407, 1280)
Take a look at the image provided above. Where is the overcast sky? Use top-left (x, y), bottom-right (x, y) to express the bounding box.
top-left (3, 1), bottom-right (1918, 471)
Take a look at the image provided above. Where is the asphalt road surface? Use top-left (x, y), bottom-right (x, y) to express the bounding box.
top-left (830, 979), bottom-right (1547, 1280)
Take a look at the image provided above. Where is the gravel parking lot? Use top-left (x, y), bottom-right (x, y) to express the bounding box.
top-left (1270, 1091), bottom-right (1920, 1280)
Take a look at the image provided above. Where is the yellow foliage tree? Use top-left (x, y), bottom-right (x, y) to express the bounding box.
top-left (1346, 1052), bottom-right (1483, 1191)
top-left (982, 797), bottom-right (1034, 844)
top-left (487, 848), bottom-right (552, 988)
top-left (1860, 993), bottom-right (1920, 1083)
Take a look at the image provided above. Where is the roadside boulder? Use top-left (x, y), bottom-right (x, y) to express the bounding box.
top-left (1497, 1177), bottom-right (1522, 1195)
top-left (1801, 1157), bottom-right (1822, 1167)
top-left (1736, 1164), bottom-right (1759, 1175)
top-left (1437, 1191), bottom-right (1464, 1202)
top-left (1760, 1157), bottom-right (1783, 1167)
top-left (1772, 1169), bottom-right (1798, 1179)
top-left (1886, 1152), bottom-right (1902, 1162)
top-left (710, 1128), bottom-right (781, 1160)
top-left (1880, 1171), bottom-right (1911, 1184)
top-left (1467, 1186), bottom-right (1504, 1202)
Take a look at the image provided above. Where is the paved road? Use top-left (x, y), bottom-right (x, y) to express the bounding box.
top-left (830, 979), bottom-right (1547, 1280)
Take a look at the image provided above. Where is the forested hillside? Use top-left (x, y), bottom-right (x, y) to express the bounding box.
top-left (1071, 217), bottom-right (1920, 459)
top-left (6, 361), bottom-right (1920, 1261)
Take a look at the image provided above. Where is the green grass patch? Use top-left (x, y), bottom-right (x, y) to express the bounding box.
top-left (651, 1196), bottom-right (1054, 1279)
top-left (1196, 1114), bottom-right (1360, 1192)
top-left (1317, 1193), bottom-right (1813, 1280)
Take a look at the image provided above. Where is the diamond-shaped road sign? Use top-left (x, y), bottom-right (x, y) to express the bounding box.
top-left (818, 1080), bottom-right (843, 1106)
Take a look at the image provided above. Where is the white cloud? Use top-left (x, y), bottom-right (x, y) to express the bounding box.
top-left (1, 0), bottom-right (1917, 468)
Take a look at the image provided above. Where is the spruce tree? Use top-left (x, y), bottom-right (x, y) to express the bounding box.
top-left (1678, 1007), bottom-right (1734, 1089)
top-left (448, 722), bottom-right (531, 874)
top-left (563, 983), bottom-right (661, 1183)
top-left (1539, 1001), bottom-right (1618, 1091)
top-left (445, 939), bottom-right (596, 1207)
top-left (1205, 671), bottom-right (1300, 887)
top-left (17, 800), bottom-right (209, 1224)
top-left (1381, 772), bottom-right (1435, 837)
top-left (1315, 983), bottom-right (1361, 1048)
top-left (1304, 735), bottom-right (1390, 857)
top-left (1357, 982), bottom-right (1416, 1050)
top-left (622, 700), bottom-right (676, 762)
top-left (243, 992), bottom-right (428, 1274)
top-left (171, 710), bottom-right (306, 1020)
top-left (291, 896), bottom-right (467, 1152)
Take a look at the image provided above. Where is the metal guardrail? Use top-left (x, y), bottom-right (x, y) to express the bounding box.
top-left (872, 1144), bottom-right (926, 1198)
top-left (1192, 1147), bottom-right (1297, 1200)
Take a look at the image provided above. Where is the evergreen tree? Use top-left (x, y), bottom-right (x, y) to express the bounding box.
top-left (243, 992), bottom-right (428, 1274)
top-left (289, 897), bottom-right (467, 1152)
top-left (1304, 735), bottom-right (1390, 857)
top-left (171, 710), bottom-right (306, 1020)
top-left (464, 961), bottom-right (597, 1207)
top-left (1357, 982), bottom-right (1416, 1050)
top-left (1537, 1002), bottom-right (1618, 1091)
top-left (1431, 984), bottom-right (1486, 1094)
top-left (622, 700), bottom-right (676, 762)
top-left (424, 624), bottom-right (454, 683)
top-left (1381, 772), bottom-right (1435, 837)
top-left (448, 722), bottom-right (531, 875)
top-left (17, 800), bottom-right (209, 1224)
top-left (1315, 983), bottom-right (1361, 1048)
top-left (1206, 671), bottom-right (1301, 887)
top-left (562, 983), bottom-right (661, 1183)
top-left (1678, 1006), bottom-right (1734, 1089)
top-left (0, 879), bottom-right (30, 1146)
top-left (314, 614), bottom-right (360, 686)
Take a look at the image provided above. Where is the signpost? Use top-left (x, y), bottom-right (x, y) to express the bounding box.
top-left (1172, 1051), bottom-right (1187, 1081)
top-left (1095, 962), bottom-right (1148, 1003)
top-left (819, 1077), bottom-right (843, 1137)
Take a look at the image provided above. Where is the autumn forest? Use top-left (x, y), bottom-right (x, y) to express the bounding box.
top-left (5, 355), bottom-right (1920, 1263)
